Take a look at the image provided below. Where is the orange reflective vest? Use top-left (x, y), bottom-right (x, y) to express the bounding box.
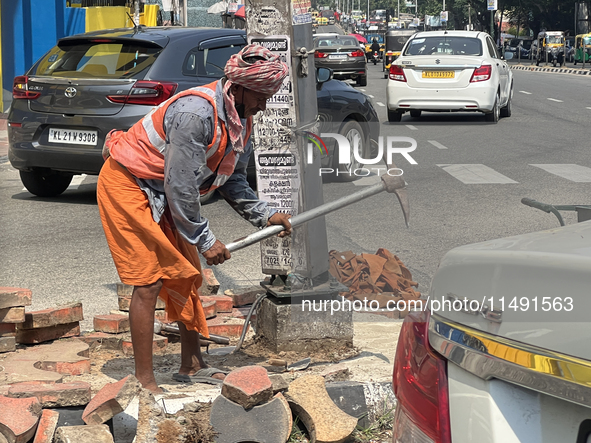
top-left (107, 80), bottom-right (252, 195)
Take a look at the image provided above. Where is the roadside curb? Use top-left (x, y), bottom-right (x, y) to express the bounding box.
top-left (510, 64), bottom-right (591, 76)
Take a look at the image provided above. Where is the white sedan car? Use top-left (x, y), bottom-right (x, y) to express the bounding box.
top-left (386, 30), bottom-right (513, 123)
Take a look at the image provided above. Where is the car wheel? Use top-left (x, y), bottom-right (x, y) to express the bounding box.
top-left (410, 110), bottom-right (421, 118)
top-left (500, 84), bottom-right (513, 118)
top-left (333, 120), bottom-right (367, 182)
top-left (19, 170), bottom-right (73, 197)
top-left (485, 93), bottom-right (500, 123)
top-left (357, 75), bottom-right (367, 86)
top-left (388, 109), bottom-right (402, 123)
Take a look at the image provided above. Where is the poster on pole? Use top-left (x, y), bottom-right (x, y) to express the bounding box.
top-left (487, 0), bottom-right (497, 11)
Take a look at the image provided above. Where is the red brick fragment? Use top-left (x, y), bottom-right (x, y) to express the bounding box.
top-left (202, 300), bottom-right (217, 319)
top-left (0, 336), bottom-right (16, 353)
top-left (200, 295), bottom-right (233, 313)
top-left (221, 366), bottom-right (273, 409)
top-left (8, 381), bottom-right (91, 408)
top-left (0, 395), bottom-right (42, 443)
top-left (206, 316), bottom-right (248, 337)
top-left (77, 332), bottom-right (124, 350)
top-left (0, 307), bottom-right (25, 324)
top-left (232, 307), bottom-right (257, 321)
top-left (200, 269), bottom-right (220, 295)
top-left (82, 375), bottom-right (141, 425)
top-left (16, 322), bottom-right (80, 345)
top-left (93, 315), bottom-right (130, 334)
top-left (33, 409), bottom-right (59, 443)
top-left (121, 335), bottom-right (167, 356)
top-left (0, 288), bottom-right (32, 310)
top-left (0, 323), bottom-right (16, 337)
top-left (225, 286), bottom-right (266, 307)
top-left (116, 282), bottom-right (133, 297)
top-left (20, 303), bottom-right (83, 329)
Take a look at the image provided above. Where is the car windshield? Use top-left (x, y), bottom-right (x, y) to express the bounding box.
top-left (404, 36), bottom-right (483, 56)
top-left (546, 36), bottom-right (564, 44)
top-left (315, 37), bottom-right (359, 47)
top-left (367, 34), bottom-right (384, 44)
top-left (31, 40), bottom-right (162, 79)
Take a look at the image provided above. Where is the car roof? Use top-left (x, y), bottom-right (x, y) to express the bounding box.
top-left (412, 30), bottom-right (485, 39)
top-left (58, 26), bottom-right (245, 47)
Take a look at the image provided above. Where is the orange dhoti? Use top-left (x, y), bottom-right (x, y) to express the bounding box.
top-left (96, 157), bottom-right (208, 336)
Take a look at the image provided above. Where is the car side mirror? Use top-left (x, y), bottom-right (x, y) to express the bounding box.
top-left (317, 67), bottom-right (333, 83)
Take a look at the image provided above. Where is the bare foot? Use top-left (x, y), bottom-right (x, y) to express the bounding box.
top-left (136, 376), bottom-right (164, 393)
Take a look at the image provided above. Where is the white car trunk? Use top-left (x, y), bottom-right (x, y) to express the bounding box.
top-left (401, 56), bottom-right (484, 89)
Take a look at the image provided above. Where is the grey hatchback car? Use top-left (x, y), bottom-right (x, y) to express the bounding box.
top-left (9, 26), bottom-right (379, 196)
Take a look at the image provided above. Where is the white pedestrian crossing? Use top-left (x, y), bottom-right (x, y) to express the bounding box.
top-left (438, 164), bottom-right (518, 184)
top-left (530, 164), bottom-right (591, 182)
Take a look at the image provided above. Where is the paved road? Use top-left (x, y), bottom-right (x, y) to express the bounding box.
top-left (1, 65), bottom-right (590, 330)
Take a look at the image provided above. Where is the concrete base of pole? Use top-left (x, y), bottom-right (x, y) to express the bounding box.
top-left (255, 296), bottom-right (354, 352)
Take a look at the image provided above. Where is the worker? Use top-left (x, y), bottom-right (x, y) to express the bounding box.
top-left (97, 44), bottom-right (291, 393)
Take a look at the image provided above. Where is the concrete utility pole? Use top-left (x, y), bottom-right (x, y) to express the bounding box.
top-left (246, 0), bottom-right (353, 351)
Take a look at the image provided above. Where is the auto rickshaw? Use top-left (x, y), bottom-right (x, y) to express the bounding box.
top-left (382, 29), bottom-right (417, 77)
top-left (535, 31), bottom-right (565, 67)
top-left (364, 29), bottom-right (386, 62)
top-left (573, 33), bottom-right (591, 65)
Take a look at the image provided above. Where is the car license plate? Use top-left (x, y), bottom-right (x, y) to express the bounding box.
top-left (329, 54), bottom-right (348, 60)
top-left (48, 128), bottom-right (98, 146)
top-left (422, 71), bottom-right (455, 78)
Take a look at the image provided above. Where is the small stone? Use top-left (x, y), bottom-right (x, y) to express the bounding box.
top-left (54, 425), bottom-right (114, 443)
top-left (221, 366), bottom-right (273, 409)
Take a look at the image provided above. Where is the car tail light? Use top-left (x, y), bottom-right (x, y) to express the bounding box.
top-left (107, 80), bottom-right (178, 106)
top-left (13, 76), bottom-right (41, 100)
top-left (389, 65), bottom-right (407, 82)
top-left (349, 50), bottom-right (365, 57)
top-left (392, 310), bottom-right (451, 443)
top-left (314, 51), bottom-right (328, 58)
top-left (470, 64), bottom-right (492, 82)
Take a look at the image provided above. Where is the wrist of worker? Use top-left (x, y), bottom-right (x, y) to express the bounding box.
top-left (198, 233), bottom-right (217, 254)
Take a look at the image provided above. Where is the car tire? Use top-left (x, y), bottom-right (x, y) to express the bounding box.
top-left (333, 119), bottom-right (367, 182)
top-left (388, 109), bottom-right (402, 122)
top-left (500, 84), bottom-right (513, 118)
top-left (410, 110), bottom-right (421, 118)
top-left (357, 75), bottom-right (367, 86)
top-left (485, 93), bottom-right (500, 123)
top-left (19, 170), bottom-right (73, 197)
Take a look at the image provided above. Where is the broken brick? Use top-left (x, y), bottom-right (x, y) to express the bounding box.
top-left (121, 335), bottom-right (167, 356)
top-left (0, 395), bottom-right (42, 443)
top-left (82, 375), bottom-right (141, 425)
top-left (200, 269), bottom-right (220, 295)
top-left (0, 288), bottom-right (32, 310)
top-left (224, 286), bottom-right (266, 307)
top-left (16, 322), bottom-right (80, 344)
top-left (20, 303), bottom-right (83, 329)
top-left (7, 381), bottom-right (91, 408)
top-left (210, 393), bottom-right (291, 443)
top-left (206, 316), bottom-right (248, 337)
top-left (0, 323), bottom-right (16, 337)
top-left (118, 296), bottom-right (165, 312)
top-left (320, 363), bottom-right (351, 382)
top-left (285, 375), bottom-right (358, 443)
top-left (93, 315), bottom-right (130, 334)
top-left (0, 337), bottom-right (16, 353)
top-left (232, 307), bottom-right (256, 321)
top-left (202, 300), bottom-right (217, 319)
top-left (54, 424), bottom-right (114, 443)
top-left (200, 295), bottom-right (233, 313)
top-left (0, 307), bottom-right (25, 324)
top-left (33, 409), bottom-right (59, 443)
top-left (221, 366), bottom-right (273, 409)
top-left (77, 332), bottom-right (124, 350)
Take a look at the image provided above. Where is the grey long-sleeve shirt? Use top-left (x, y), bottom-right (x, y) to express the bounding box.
top-left (136, 80), bottom-right (275, 253)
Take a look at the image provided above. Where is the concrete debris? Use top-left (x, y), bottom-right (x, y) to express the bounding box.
top-left (134, 389), bottom-right (191, 443)
top-left (54, 425), bottom-right (114, 443)
top-left (0, 337), bottom-right (16, 353)
top-left (286, 375), bottom-right (358, 443)
top-left (7, 381), bottom-right (91, 408)
top-left (268, 374), bottom-right (289, 394)
top-left (320, 363), bottom-right (350, 382)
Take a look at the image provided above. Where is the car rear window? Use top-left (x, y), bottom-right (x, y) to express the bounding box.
top-left (404, 36), bottom-right (483, 56)
top-left (315, 37), bottom-right (359, 47)
top-left (30, 40), bottom-right (162, 79)
top-left (184, 44), bottom-right (245, 77)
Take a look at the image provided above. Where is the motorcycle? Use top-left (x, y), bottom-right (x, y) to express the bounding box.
top-left (372, 50), bottom-right (379, 65)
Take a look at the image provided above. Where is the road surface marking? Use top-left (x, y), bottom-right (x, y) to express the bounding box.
top-left (519, 91), bottom-right (532, 94)
top-left (405, 125), bottom-right (418, 130)
top-left (547, 98), bottom-right (563, 102)
top-left (359, 88), bottom-right (366, 92)
top-left (586, 107), bottom-right (591, 110)
top-left (368, 94), bottom-right (375, 98)
top-left (376, 101), bottom-right (385, 106)
top-left (353, 175), bottom-right (381, 186)
top-left (438, 164), bottom-right (518, 184)
top-left (530, 164), bottom-right (591, 182)
top-left (428, 140), bottom-right (448, 150)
